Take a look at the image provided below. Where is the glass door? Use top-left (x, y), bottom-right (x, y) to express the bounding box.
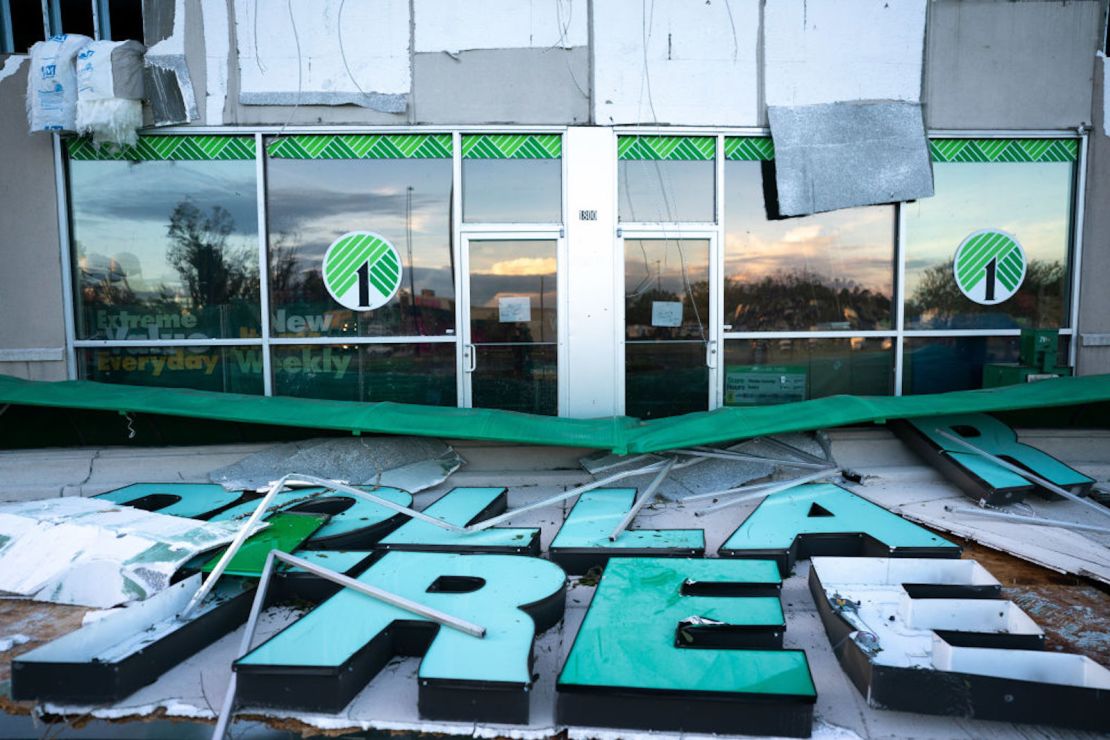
top-left (622, 234), bottom-right (719, 418)
top-left (461, 236), bottom-right (560, 415)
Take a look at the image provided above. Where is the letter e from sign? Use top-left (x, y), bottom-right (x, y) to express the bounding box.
top-left (234, 552), bottom-right (567, 724)
top-left (557, 557), bottom-right (816, 737)
top-left (809, 556), bottom-right (1110, 732)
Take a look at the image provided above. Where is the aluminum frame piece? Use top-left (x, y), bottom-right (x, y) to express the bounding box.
top-left (377, 487), bottom-right (541, 555)
top-left (11, 576), bottom-right (255, 704)
top-left (767, 101), bottom-right (933, 217)
top-left (718, 483), bottom-right (960, 576)
top-left (809, 557), bottom-right (1110, 732)
top-left (556, 558), bottom-right (813, 738)
top-left (209, 485), bottom-right (417, 550)
top-left (233, 552), bottom-right (567, 724)
top-left (891, 413), bottom-right (1095, 505)
top-left (549, 488), bottom-right (704, 574)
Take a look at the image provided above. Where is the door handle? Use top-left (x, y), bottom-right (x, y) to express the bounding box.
top-left (706, 339), bottom-right (718, 369)
top-left (465, 344), bottom-right (477, 373)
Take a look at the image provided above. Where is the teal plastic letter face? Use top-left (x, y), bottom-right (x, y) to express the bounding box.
top-left (235, 551), bottom-right (566, 724)
top-left (549, 489), bottom-right (704, 573)
top-left (902, 413), bottom-right (1094, 503)
top-left (95, 482), bottom-right (243, 519)
top-left (719, 483), bottom-right (958, 575)
top-left (378, 487), bottom-right (539, 554)
top-left (557, 557), bottom-right (815, 738)
top-left (210, 486), bottom-right (414, 548)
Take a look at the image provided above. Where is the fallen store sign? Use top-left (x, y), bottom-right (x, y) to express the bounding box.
top-left (718, 483), bottom-right (960, 575)
top-left (809, 556), bottom-right (1110, 732)
top-left (893, 412), bottom-right (1094, 505)
top-left (557, 557), bottom-right (814, 738)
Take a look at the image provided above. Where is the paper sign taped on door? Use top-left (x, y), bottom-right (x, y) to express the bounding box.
top-left (499, 296), bottom-right (531, 323)
top-left (651, 301), bottom-right (683, 328)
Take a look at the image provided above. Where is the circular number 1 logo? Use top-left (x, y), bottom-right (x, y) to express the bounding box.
top-left (322, 231), bottom-right (403, 311)
top-left (953, 229), bottom-right (1026, 305)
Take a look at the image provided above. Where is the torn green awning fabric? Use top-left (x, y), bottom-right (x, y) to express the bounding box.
top-left (0, 374), bottom-right (1108, 455)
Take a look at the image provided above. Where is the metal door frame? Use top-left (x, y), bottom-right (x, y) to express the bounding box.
top-left (456, 229), bottom-right (568, 414)
top-left (615, 228), bottom-right (722, 416)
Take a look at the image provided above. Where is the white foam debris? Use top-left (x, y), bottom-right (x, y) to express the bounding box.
top-left (0, 633), bottom-right (31, 651)
top-left (0, 54), bottom-right (26, 85)
top-left (0, 497), bottom-right (262, 608)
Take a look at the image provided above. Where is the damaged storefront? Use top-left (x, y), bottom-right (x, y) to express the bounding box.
top-left (1, 0), bottom-right (1110, 738)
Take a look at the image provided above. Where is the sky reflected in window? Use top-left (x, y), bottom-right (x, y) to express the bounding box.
top-left (903, 162), bottom-right (1072, 329)
top-left (463, 159), bottom-right (562, 223)
top-left (723, 161), bottom-right (893, 331)
top-left (619, 159), bottom-right (714, 223)
top-left (69, 159), bottom-right (260, 341)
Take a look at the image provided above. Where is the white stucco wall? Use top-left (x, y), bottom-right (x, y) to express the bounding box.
top-left (414, 0), bottom-right (587, 54)
top-left (592, 0), bottom-right (760, 126)
top-left (764, 0), bottom-right (926, 106)
top-left (235, 0), bottom-right (411, 105)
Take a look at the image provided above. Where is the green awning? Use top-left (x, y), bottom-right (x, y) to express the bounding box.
top-left (0, 374), bottom-right (1108, 454)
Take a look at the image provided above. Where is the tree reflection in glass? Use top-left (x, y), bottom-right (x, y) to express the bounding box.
top-left (70, 159), bottom-right (260, 340)
top-left (723, 161), bottom-right (894, 331)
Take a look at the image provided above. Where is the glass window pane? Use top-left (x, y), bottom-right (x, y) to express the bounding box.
top-left (472, 344), bottom-right (557, 415)
top-left (462, 159), bottom-right (561, 223)
top-left (902, 336), bottom-right (1020, 394)
top-left (78, 346), bottom-right (264, 394)
top-left (107, 0), bottom-right (145, 42)
top-left (723, 161), bottom-right (894, 331)
top-left (625, 239), bottom-right (710, 341)
top-left (625, 342), bottom-right (707, 419)
top-left (619, 159), bottom-right (714, 223)
top-left (469, 240), bottom-right (557, 344)
top-left (271, 343), bottom-right (456, 406)
top-left (267, 155), bottom-right (454, 339)
top-left (11, 1), bottom-right (46, 52)
top-left (57, 0), bottom-right (94, 36)
top-left (724, 338), bottom-right (893, 405)
top-left (70, 158), bottom-right (260, 340)
top-left (903, 162), bottom-right (1073, 330)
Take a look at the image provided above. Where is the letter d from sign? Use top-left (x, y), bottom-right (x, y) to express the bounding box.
top-left (233, 552), bottom-right (566, 724)
top-left (557, 558), bottom-right (816, 738)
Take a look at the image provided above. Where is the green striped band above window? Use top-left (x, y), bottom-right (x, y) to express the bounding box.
top-left (67, 135), bottom-right (256, 161)
top-left (725, 137), bottom-right (774, 161)
top-left (618, 135), bottom-right (714, 161)
top-left (929, 138), bottom-right (1078, 163)
top-left (267, 134), bottom-right (452, 159)
top-left (461, 134), bottom-right (561, 159)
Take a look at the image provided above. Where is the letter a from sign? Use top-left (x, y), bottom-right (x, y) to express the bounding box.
top-left (719, 483), bottom-right (959, 575)
top-left (557, 558), bottom-right (816, 737)
top-left (234, 552), bottom-right (566, 724)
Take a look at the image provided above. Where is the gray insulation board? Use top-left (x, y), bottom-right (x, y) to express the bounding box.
top-left (768, 101), bottom-right (934, 217)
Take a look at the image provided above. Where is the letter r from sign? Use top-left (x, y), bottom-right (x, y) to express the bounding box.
top-left (557, 558), bottom-right (816, 738)
top-left (233, 552), bottom-right (566, 724)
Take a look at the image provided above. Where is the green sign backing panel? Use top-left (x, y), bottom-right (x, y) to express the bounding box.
top-left (201, 512), bottom-right (327, 577)
top-left (461, 134), bottom-right (561, 159)
top-left (725, 137), bottom-right (775, 161)
top-left (267, 134), bottom-right (452, 159)
top-left (929, 139), bottom-right (1078, 163)
top-left (67, 135), bottom-right (256, 161)
top-left (618, 135), bottom-right (715, 161)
